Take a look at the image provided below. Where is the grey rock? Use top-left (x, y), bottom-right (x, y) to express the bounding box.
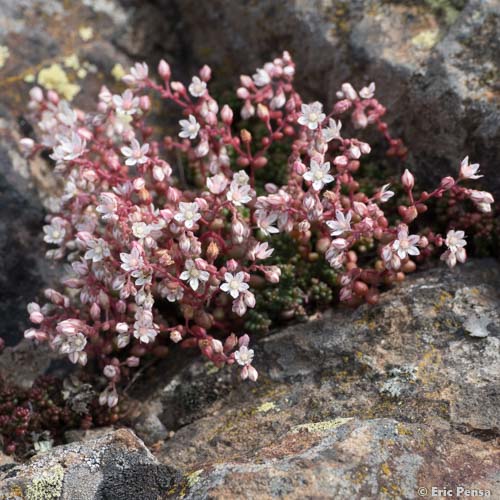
top-left (127, 260), bottom-right (500, 497)
top-left (0, 428), bottom-right (181, 500)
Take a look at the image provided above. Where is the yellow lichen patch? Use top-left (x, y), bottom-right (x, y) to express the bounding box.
top-left (0, 45), bottom-right (10, 68)
top-left (37, 64), bottom-right (80, 101)
top-left (396, 423), bottom-right (413, 436)
top-left (26, 464), bottom-right (64, 500)
top-left (77, 68), bottom-right (88, 79)
top-left (381, 462), bottom-right (391, 476)
top-left (411, 29), bottom-right (440, 50)
top-left (292, 417), bottom-right (353, 434)
top-left (24, 73), bottom-right (36, 83)
top-left (112, 63), bottom-right (126, 82)
top-left (186, 469), bottom-right (203, 488)
top-left (255, 401), bottom-right (277, 414)
top-left (79, 26), bottom-right (94, 41)
top-left (64, 54), bottom-right (80, 71)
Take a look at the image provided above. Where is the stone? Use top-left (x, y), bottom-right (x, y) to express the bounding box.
top-left (0, 428), bottom-right (181, 500)
top-left (128, 260), bottom-right (499, 497)
top-left (154, 0), bottom-right (500, 196)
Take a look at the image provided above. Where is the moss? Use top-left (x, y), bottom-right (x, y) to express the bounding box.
top-left (26, 464), bottom-right (64, 500)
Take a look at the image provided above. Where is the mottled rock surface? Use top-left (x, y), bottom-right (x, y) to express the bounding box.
top-left (127, 260), bottom-right (500, 498)
top-left (155, 0), bottom-right (500, 196)
top-left (0, 429), bottom-right (180, 500)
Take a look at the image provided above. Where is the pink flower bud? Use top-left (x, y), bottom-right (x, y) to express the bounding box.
top-left (239, 334), bottom-right (250, 347)
top-left (240, 75), bottom-right (253, 88)
top-left (226, 259), bottom-right (238, 272)
top-left (257, 103), bottom-right (270, 121)
top-left (158, 59), bottom-right (171, 79)
top-left (90, 303), bottom-right (101, 320)
top-left (440, 176), bottom-right (455, 190)
top-left (19, 138), bottom-right (35, 154)
top-left (352, 109), bottom-right (368, 129)
top-left (333, 155), bottom-right (349, 167)
top-left (236, 87), bottom-right (250, 99)
top-left (29, 86), bottom-right (44, 102)
top-left (333, 99), bottom-right (352, 114)
top-left (170, 81), bottom-right (185, 93)
top-left (139, 95), bottom-right (151, 111)
top-left (200, 64), bottom-right (212, 81)
top-left (401, 169), bottom-right (415, 190)
top-left (29, 311), bottom-right (44, 324)
top-left (247, 365), bottom-right (258, 381)
top-left (211, 338), bottom-right (223, 353)
top-left (293, 160), bottom-right (307, 175)
top-left (221, 105), bottom-right (233, 125)
top-left (116, 322), bottom-right (128, 334)
top-left (126, 356), bottom-right (140, 367)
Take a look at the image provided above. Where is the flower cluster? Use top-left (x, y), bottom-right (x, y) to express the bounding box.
top-left (19, 52), bottom-right (494, 407)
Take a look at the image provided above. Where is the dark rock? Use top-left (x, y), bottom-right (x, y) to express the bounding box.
top-left (153, 0), bottom-right (500, 196)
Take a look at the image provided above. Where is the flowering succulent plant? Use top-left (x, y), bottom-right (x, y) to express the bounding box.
top-left (18, 51), bottom-right (494, 408)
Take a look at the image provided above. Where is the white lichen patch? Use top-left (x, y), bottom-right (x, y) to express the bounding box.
top-left (79, 26), bottom-right (94, 41)
top-left (411, 29), bottom-right (440, 50)
top-left (255, 401), bottom-right (277, 413)
top-left (26, 464), bottom-right (64, 500)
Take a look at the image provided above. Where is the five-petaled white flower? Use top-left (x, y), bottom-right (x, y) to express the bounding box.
top-left (96, 192), bottom-right (118, 221)
top-left (179, 115), bottom-right (200, 140)
top-left (112, 89), bottom-right (140, 115)
top-left (121, 138), bottom-right (149, 166)
top-left (248, 242), bottom-right (274, 260)
top-left (188, 76), bottom-right (207, 97)
top-left (120, 246), bottom-right (144, 272)
top-left (255, 211), bottom-right (279, 236)
top-left (207, 173), bottom-right (229, 194)
top-left (298, 102), bottom-right (325, 130)
top-left (392, 228), bottom-right (420, 259)
top-left (132, 221), bottom-right (153, 240)
top-left (43, 218), bottom-right (66, 244)
top-left (174, 202), bottom-right (202, 229)
top-left (252, 68), bottom-right (271, 87)
top-left (322, 119), bottom-right (342, 142)
top-left (359, 82), bottom-right (376, 99)
top-left (234, 345), bottom-right (254, 366)
top-left (220, 272), bottom-right (249, 299)
top-left (180, 259), bottom-right (209, 291)
top-left (226, 182), bottom-right (252, 206)
top-left (51, 132), bottom-right (86, 162)
top-left (303, 160), bottom-right (334, 191)
top-left (84, 238), bottom-right (110, 262)
top-left (445, 229), bottom-right (467, 252)
top-left (326, 210), bottom-right (352, 236)
top-left (459, 156), bottom-right (482, 180)
top-left (123, 62), bottom-right (148, 85)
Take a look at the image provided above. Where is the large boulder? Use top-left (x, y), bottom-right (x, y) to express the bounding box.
top-left (128, 260), bottom-right (499, 498)
top-left (154, 0), bottom-right (500, 196)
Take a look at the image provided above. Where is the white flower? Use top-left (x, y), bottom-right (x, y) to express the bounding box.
top-left (298, 102), bottom-right (325, 130)
top-left (133, 308), bottom-right (157, 343)
top-left (303, 160), bottom-right (334, 191)
top-left (96, 192), bottom-right (118, 221)
top-left (248, 242), bottom-right (274, 260)
top-left (51, 132), bottom-right (86, 161)
top-left (379, 184), bottom-right (395, 203)
top-left (99, 386), bottom-right (118, 408)
top-left (252, 68), bottom-right (271, 87)
top-left (226, 181), bottom-right (252, 206)
top-left (207, 173), bottom-right (229, 194)
top-left (445, 229), bottom-right (467, 252)
top-left (131, 268), bottom-right (152, 286)
top-left (459, 156), bottom-right (482, 180)
top-left (112, 89), bottom-right (140, 115)
top-left (326, 210), bottom-right (352, 236)
top-left (43, 218), bottom-right (66, 244)
top-left (120, 246), bottom-right (144, 272)
top-left (84, 238), bottom-right (110, 262)
top-left (179, 115), bottom-right (200, 140)
top-left (392, 229), bottom-right (420, 259)
top-left (322, 118), bottom-right (342, 142)
top-left (255, 211), bottom-right (280, 236)
top-left (132, 222), bottom-right (152, 240)
top-left (124, 62), bottom-right (148, 84)
top-left (234, 345), bottom-right (254, 366)
top-left (174, 202), bottom-right (201, 229)
top-left (233, 169), bottom-right (250, 186)
top-left (188, 76), bottom-right (207, 97)
top-left (121, 138), bottom-right (149, 166)
top-left (180, 259), bottom-right (209, 291)
top-left (220, 271), bottom-right (249, 299)
top-left (359, 82), bottom-right (376, 99)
